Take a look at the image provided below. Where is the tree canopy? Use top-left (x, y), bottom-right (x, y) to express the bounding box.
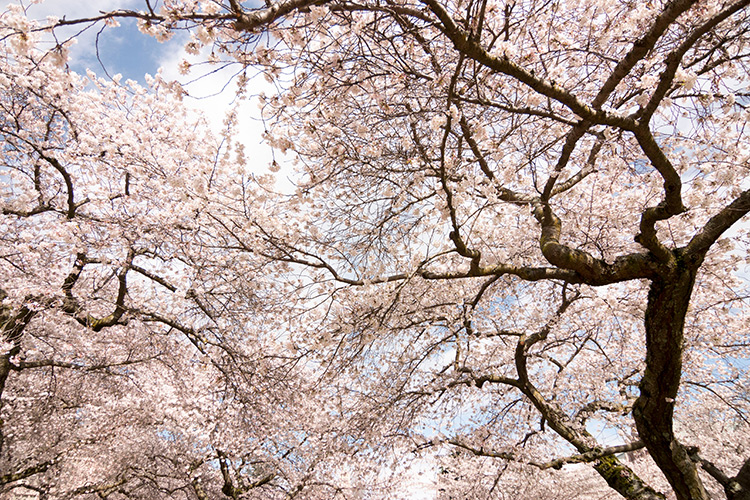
top-left (1, 0), bottom-right (750, 499)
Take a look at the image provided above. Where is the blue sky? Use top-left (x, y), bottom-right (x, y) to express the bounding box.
top-left (25, 1), bottom-right (172, 84)
top-left (21, 0), bottom-right (279, 176)
top-left (83, 18), bottom-right (178, 83)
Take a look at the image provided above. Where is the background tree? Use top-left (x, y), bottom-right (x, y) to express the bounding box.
top-left (0, 6), bottom-right (364, 498)
top-left (5, 0), bottom-right (750, 498)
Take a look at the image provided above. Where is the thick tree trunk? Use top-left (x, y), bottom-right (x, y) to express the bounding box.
top-left (730, 459), bottom-right (750, 500)
top-left (0, 352), bottom-right (10, 454)
top-left (633, 268), bottom-right (709, 500)
top-left (0, 300), bottom-right (36, 455)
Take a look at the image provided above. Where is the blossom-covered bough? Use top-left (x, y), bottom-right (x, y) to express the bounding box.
top-left (0, 5), bottom-right (355, 499)
top-left (3, 0), bottom-right (750, 498)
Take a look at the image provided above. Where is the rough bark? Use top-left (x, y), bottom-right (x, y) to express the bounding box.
top-left (633, 262), bottom-right (708, 500)
top-left (512, 301), bottom-right (666, 500)
top-left (693, 451), bottom-right (750, 500)
top-left (731, 459), bottom-right (750, 500)
top-left (0, 300), bottom-right (36, 455)
top-left (594, 454), bottom-right (666, 500)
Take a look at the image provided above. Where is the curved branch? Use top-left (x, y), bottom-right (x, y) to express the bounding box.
top-left (641, 0), bottom-right (750, 121)
top-left (418, 0), bottom-right (635, 129)
top-left (632, 126), bottom-right (685, 267)
top-left (541, 122), bottom-right (590, 202)
top-left (591, 0), bottom-right (700, 109)
top-left (449, 438), bottom-right (645, 470)
top-left (61, 250), bottom-right (132, 332)
top-left (550, 134), bottom-right (603, 198)
top-left (539, 441), bottom-right (647, 470)
top-left (36, 151), bottom-right (77, 219)
top-left (688, 448), bottom-right (750, 500)
top-left (534, 206), bottom-right (660, 285)
top-left (684, 188), bottom-right (750, 264)
top-left (130, 264), bottom-right (178, 292)
top-left (139, 311), bottom-right (208, 355)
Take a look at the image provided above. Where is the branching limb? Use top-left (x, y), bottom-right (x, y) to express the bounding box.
top-left (687, 448), bottom-right (750, 500)
top-left (44, 0), bottom-right (333, 37)
top-left (632, 126), bottom-right (685, 267)
top-left (10, 355), bottom-right (159, 372)
top-left (533, 205), bottom-right (660, 285)
top-left (517, 285), bottom-right (580, 357)
top-left (139, 311), bottom-right (207, 354)
top-left (450, 366), bottom-right (521, 390)
top-left (591, 0), bottom-right (700, 108)
top-left (419, 0), bottom-right (636, 129)
top-left (456, 96), bottom-right (578, 126)
top-left (31, 148), bottom-right (79, 219)
top-left (218, 450), bottom-right (239, 499)
top-left (550, 133), bottom-right (603, 198)
top-left (448, 439), bottom-right (645, 471)
top-left (214, 212), bottom-right (583, 285)
top-left (535, 441), bottom-right (646, 471)
top-left (684, 188), bottom-right (750, 265)
top-left (233, 0), bottom-right (334, 31)
top-left (61, 250), bottom-right (133, 332)
top-left (0, 459), bottom-right (55, 486)
top-left (130, 264), bottom-right (178, 292)
top-left (641, 0), bottom-right (750, 121)
top-left (441, 56), bottom-right (482, 274)
top-left (458, 115), bottom-right (530, 203)
top-left (216, 449), bottom-right (275, 498)
top-left (447, 438), bottom-right (518, 461)
top-left (540, 121), bottom-right (590, 203)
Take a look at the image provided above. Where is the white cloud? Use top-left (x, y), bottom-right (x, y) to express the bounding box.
top-left (25, 0), bottom-right (141, 65)
top-left (23, 1), bottom-right (290, 185)
top-left (159, 45), bottom-right (279, 176)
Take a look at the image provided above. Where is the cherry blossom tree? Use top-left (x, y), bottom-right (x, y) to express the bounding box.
top-left (4, 0), bottom-right (750, 498)
top-left (0, 6), bottom-right (365, 499)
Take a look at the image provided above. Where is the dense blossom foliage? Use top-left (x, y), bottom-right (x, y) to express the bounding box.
top-left (0, 7), bottom-right (358, 498)
top-left (1, 0), bottom-right (750, 499)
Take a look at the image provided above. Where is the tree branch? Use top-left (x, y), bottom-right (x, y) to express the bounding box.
top-left (419, 0), bottom-right (635, 129)
top-left (448, 438), bottom-right (646, 471)
top-left (591, 0), bottom-right (700, 109)
top-left (685, 188), bottom-right (750, 264)
top-left (641, 0), bottom-right (750, 121)
top-left (0, 460), bottom-right (55, 486)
